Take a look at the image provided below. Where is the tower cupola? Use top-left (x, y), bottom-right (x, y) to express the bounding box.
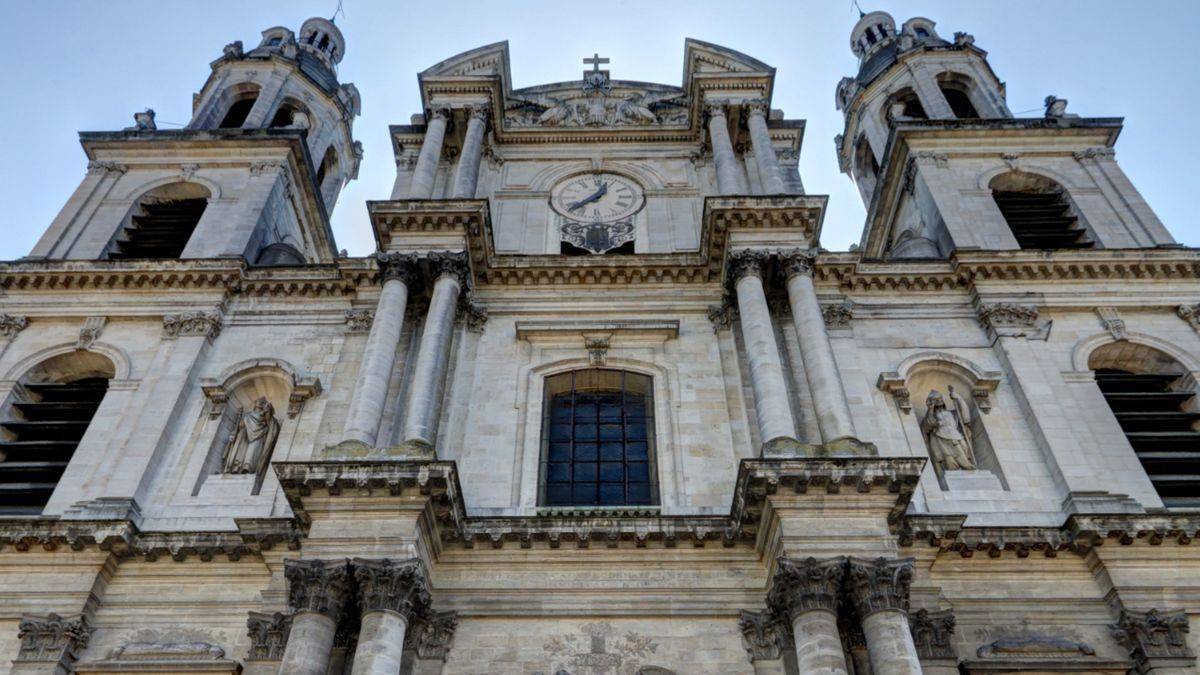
top-left (850, 11), bottom-right (897, 62)
top-left (298, 17), bottom-right (345, 70)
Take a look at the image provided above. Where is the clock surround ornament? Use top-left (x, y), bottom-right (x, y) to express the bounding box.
top-left (551, 172), bottom-right (646, 254)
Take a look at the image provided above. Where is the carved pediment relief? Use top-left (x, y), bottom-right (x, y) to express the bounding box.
top-left (504, 84), bottom-right (689, 129)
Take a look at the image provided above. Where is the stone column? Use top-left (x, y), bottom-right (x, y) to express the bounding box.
top-left (342, 253), bottom-right (419, 447)
top-left (279, 559), bottom-right (352, 675)
top-left (707, 103), bottom-right (743, 194)
top-left (848, 557), bottom-right (921, 675)
top-left (745, 99), bottom-right (785, 194)
top-left (409, 107), bottom-right (449, 199)
top-left (765, 556), bottom-right (850, 674)
top-left (351, 558), bottom-right (432, 675)
top-left (451, 106), bottom-right (489, 199)
top-left (400, 252), bottom-right (469, 450)
top-left (729, 250), bottom-right (797, 449)
top-left (1111, 609), bottom-right (1197, 675)
top-left (781, 250), bottom-right (857, 444)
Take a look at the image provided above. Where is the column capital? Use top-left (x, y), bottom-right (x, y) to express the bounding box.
top-left (744, 98), bottom-right (770, 117)
top-left (465, 104), bottom-right (491, 123)
top-left (766, 556), bottom-right (847, 620)
top-left (847, 557), bottom-right (914, 618)
top-left (246, 611), bottom-right (292, 662)
top-left (0, 313), bottom-right (29, 339)
top-left (778, 248), bottom-right (817, 279)
top-left (376, 251), bottom-right (420, 286)
top-left (704, 101), bottom-right (729, 120)
top-left (728, 249), bottom-right (770, 282)
top-left (738, 609), bottom-right (791, 662)
top-left (16, 613), bottom-right (91, 667)
top-left (1110, 608), bottom-right (1195, 672)
top-left (404, 609), bottom-right (459, 661)
top-left (909, 608), bottom-right (956, 660)
top-left (976, 302), bottom-right (1041, 338)
top-left (284, 558), bottom-right (353, 622)
top-left (352, 557), bottom-right (432, 623)
top-left (427, 250), bottom-right (470, 287)
top-left (427, 106), bottom-right (452, 121)
top-left (162, 311), bottom-right (223, 340)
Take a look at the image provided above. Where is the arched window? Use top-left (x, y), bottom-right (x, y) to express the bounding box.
top-left (316, 145), bottom-right (339, 194)
top-left (107, 182), bottom-right (210, 260)
top-left (269, 99), bottom-right (309, 129)
top-left (215, 84), bottom-right (261, 129)
top-left (853, 134), bottom-right (879, 200)
top-left (989, 171), bottom-right (1093, 250)
top-left (0, 352), bottom-right (114, 514)
top-left (885, 88), bottom-right (927, 121)
top-left (936, 74), bottom-right (980, 119)
top-left (539, 369), bottom-right (658, 507)
top-left (1090, 343), bottom-right (1200, 508)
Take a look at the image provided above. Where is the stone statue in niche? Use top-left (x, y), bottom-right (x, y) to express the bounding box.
top-left (921, 387), bottom-right (977, 470)
top-left (221, 397), bottom-right (280, 475)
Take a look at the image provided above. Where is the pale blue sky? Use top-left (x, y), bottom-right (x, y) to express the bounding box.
top-left (1, 1), bottom-right (1197, 257)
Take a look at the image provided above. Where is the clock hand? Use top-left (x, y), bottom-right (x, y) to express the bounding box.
top-left (567, 182), bottom-right (610, 212)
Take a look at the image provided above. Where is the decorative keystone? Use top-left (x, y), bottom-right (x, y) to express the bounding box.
top-left (847, 556), bottom-right (915, 618)
top-left (766, 556), bottom-right (847, 620)
top-left (284, 558), bottom-right (353, 622)
top-left (352, 557), bottom-right (432, 623)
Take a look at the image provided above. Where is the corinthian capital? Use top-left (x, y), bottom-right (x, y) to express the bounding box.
top-left (466, 104), bottom-right (491, 123)
top-left (766, 556), bottom-right (847, 620)
top-left (427, 250), bottom-right (470, 286)
top-left (704, 101), bottom-right (729, 121)
top-left (743, 98), bottom-right (770, 117)
top-left (404, 610), bottom-right (459, 661)
top-left (0, 313), bottom-right (29, 339)
top-left (847, 557), bottom-right (914, 618)
top-left (376, 251), bottom-right (420, 286)
top-left (352, 557), bottom-right (432, 623)
top-left (778, 248), bottom-right (816, 279)
top-left (284, 558), bottom-right (353, 621)
top-left (728, 249), bottom-right (769, 282)
top-left (162, 312), bottom-right (223, 340)
top-left (17, 613), bottom-right (90, 665)
top-left (1110, 608), bottom-right (1195, 671)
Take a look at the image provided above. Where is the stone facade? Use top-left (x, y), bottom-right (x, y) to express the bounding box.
top-left (0, 10), bottom-right (1198, 675)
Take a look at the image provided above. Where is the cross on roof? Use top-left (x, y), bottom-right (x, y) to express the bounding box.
top-left (583, 53), bottom-right (610, 73)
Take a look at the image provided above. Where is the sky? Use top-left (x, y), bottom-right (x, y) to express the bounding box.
top-left (1, 0), bottom-right (1198, 258)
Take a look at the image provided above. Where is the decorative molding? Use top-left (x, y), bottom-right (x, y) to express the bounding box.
top-left (822, 299), bottom-right (854, 329)
top-left (584, 334), bottom-right (610, 366)
top-left (707, 297), bottom-right (736, 332)
top-left (877, 374), bottom-right (913, 413)
top-left (976, 303), bottom-right (1045, 340)
top-left (913, 151), bottom-right (948, 168)
top-left (352, 557), bottom-right (432, 623)
top-left (910, 608), bottom-right (956, 660)
top-left (284, 558), bottom-right (353, 622)
top-left (86, 160), bottom-right (127, 176)
top-left (404, 610), bottom-right (459, 661)
top-left (162, 312), bottom-right (223, 340)
top-left (975, 634), bottom-right (1096, 659)
top-left (77, 316), bottom-right (107, 350)
top-left (344, 309), bottom-right (374, 333)
top-left (1095, 306), bottom-right (1128, 341)
top-left (1073, 147), bottom-right (1116, 161)
top-left (246, 611), bottom-right (291, 661)
top-left (106, 641), bottom-right (225, 661)
top-left (738, 609), bottom-right (791, 662)
top-left (514, 320), bottom-right (679, 342)
top-left (249, 160), bottom-right (286, 176)
top-left (1177, 303), bottom-right (1200, 334)
top-left (287, 376), bottom-right (323, 419)
top-left (460, 299), bottom-right (488, 333)
top-left (179, 164), bottom-right (200, 181)
top-left (766, 556), bottom-right (847, 618)
top-left (847, 556), bottom-right (914, 618)
top-left (1110, 608), bottom-right (1195, 672)
top-left (0, 313), bottom-right (29, 339)
top-left (16, 613), bottom-right (90, 666)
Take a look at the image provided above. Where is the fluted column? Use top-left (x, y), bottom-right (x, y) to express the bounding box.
top-left (781, 250), bottom-right (857, 443)
top-left (451, 106), bottom-right (488, 199)
top-left (280, 559), bottom-right (352, 675)
top-left (848, 557), bottom-right (921, 675)
top-left (342, 253), bottom-right (419, 446)
top-left (730, 250), bottom-right (797, 448)
top-left (746, 99), bottom-right (785, 194)
top-left (766, 556), bottom-right (850, 674)
top-left (351, 558), bottom-right (432, 675)
top-left (706, 103), bottom-right (743, 194)
top-left (409, 107), bottom-right (449, 199)
top-left (400, 252), bottom-right (468, 449)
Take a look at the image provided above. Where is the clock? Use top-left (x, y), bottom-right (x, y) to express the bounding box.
top-left (550, 172), bottom-right (645, 223)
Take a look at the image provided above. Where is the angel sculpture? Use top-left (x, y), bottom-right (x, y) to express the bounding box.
top-left (617, 93), bottom-right (658, 125)
top-left (536, 98), bottom-right (572, 126)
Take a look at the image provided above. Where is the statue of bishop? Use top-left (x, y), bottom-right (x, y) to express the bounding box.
top-left (221, 397), bottom-right (281, 475)
top-left (920, 387), bottom-right (977, 471)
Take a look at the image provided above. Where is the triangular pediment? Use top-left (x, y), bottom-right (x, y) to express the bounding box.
top-left (683, 39), bottom-right (774, 80)
top-left (419, 41), bottom-right (512, 91)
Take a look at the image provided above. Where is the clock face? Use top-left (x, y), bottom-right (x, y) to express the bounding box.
top-left (550, 173), bottom-right (645, 223)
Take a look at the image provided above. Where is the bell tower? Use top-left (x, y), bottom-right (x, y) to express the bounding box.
top-left (836, 10), bottom-right (1175, 259)
top-left (28, 17), bottom-right (361, 266)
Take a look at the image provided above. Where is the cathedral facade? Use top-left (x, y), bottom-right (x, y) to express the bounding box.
top-left (1, 10), bottom-right (1198, 675)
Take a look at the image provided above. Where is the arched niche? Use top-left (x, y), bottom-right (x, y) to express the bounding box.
top-left (193, 361), bottom-right (321, 496)
top-left (879, 354), bottom-right (1007, 489)
top-left (0, 350), bottom-right (115, 514)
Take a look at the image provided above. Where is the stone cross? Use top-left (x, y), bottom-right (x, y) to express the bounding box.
top-left (583, 53), bottom-right (609, 72)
